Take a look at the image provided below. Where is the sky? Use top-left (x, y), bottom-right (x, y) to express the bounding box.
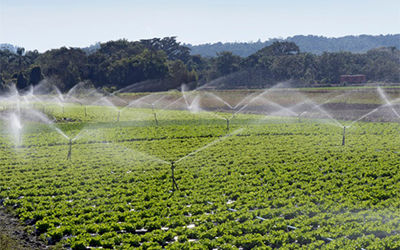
top-left (0, 0), bottom-right (399, 52)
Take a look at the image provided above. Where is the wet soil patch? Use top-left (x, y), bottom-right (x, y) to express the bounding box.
top-left (0, 208), bottom-right (47, 250)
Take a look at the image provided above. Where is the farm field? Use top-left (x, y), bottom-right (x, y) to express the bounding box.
top-left (0, 86), bottom-right (399, 249)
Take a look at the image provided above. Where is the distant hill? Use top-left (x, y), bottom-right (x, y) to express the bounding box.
top-left (186, 34), bottom-right (400, 57)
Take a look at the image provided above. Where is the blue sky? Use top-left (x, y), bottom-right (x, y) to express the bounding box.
top-left (1, 0), bottom-right (399, 51)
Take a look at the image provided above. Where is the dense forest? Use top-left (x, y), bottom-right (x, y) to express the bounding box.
top-left (0, 37), bottom-right (399, 93)
top-left (187, 34), bottom-right (400, 57)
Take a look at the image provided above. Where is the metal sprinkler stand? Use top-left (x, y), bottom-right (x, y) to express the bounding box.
top-left (151, 104), bottom-right (158, 126)
top-left (226, 118), bottom-right (230, 131)
top-left (117, 110), bottom-right (120, 122)
top-left (84, 106), bottom-right (87, 117)
top-left (67, 139), bottom-right (72, 160)
top-left (171, 161), bottom-right (179, 191)
top-left (342, 126), bottom-right (346, 146)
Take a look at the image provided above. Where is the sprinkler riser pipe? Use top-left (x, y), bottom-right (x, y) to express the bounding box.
top-left (342, 127), bottom-right (346, 146)
top-left (153, 112), bottom-right (158, 126)
top-left (171, 161), bottom-right (179, 191)
top-left (67, 139), bottom-right (72, 160)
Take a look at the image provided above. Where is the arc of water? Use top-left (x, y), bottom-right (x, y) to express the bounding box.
top-left (202, 92), bottom-right (234, 110)
top-left (377, 87), bottom-right (400, 119)
top-left (65, 82), bottom-right (101, 100)
top-left (291, 95), bottom-right (344, 128)
top-left (161, 95), bottom-right (186, 110)
top-left (110, 142), bottom-right (169, 165)
top-left (123, 94), bottom-right (167, 111)
top-left (163, 91), bottom-right (203, 113)
top-left (187, 95), bottom-right (203, 113)
top-left (308, 102), bottom-right (343, 127)
top-left (8, 113), bottom-right (23, 145)
top-left (208, 110), bottom-right (229, 121)
top-left (53, 86), bottom-right (65, 102)
top-left (233, 92), bottom-right (260, 110)
top-left (175, 128), bottom-right (243, 164)
top-left (28, 109), bottom-right (70, 140)
top-left (232, 89), bottom-right (273, 116)
top-left (181, 86), bottom-right (195, 110)
top-left (346, 102), bottom-right (398, 128)
top-left (298, 88), bottom-right (359, 115)
top-left (91, 96), bottom-right (119, 112)
top-left (262, 99), bottom-right (299, 117)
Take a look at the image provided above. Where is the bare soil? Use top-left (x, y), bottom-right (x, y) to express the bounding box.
top-left (0, 208), bottom-right (47, 250)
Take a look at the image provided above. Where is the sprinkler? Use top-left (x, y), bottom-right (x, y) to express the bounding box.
top-left (117, 110), bottom-right (121, 122)
top-left (170, 161), bottom-right (179, 191)
top-left (151, 104), bottom-right (159, 126)
top-left (62, 106), bottom-right (65, 114)
top-left (225, 118), bottom-right (230, 131)
top-left (67, 138), bottom-right (72, 160)
top-left (84, 106), bottom-right (87, 117)
top-left (297, 113), bottom-right (301, 123)
top-left (298, 111), bottom-right (307, 123)
top-left (342, 126), bottom-right (346, 146)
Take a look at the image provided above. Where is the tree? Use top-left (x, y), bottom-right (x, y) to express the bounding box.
top-left (215, 51), bottom-right (241, 76)
top-left (168, 60), bottom-right (197, 87)
top-left (106, 49), bottom-right (168, 89)
top-left (255, 41), bottom-right (300, 57)
top-left (35, 47), bottom-right (88, 91)
top-left (140, 37), bottom-right (191, 62)
top-left (29, 66), bottom-right (43, 85)
top-left (0, 74), bottom-right (7, 91)
top-left (16, 72), bottom-right (28, 90)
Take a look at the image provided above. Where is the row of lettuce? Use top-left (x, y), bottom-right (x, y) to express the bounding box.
top-left (0, 113), bottom-right (399, 249)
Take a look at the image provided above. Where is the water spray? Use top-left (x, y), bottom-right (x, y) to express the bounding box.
top-left (298, 111), bottom-right (307, 123)
top-left (168, 128), bottom-right (243, 193)
top-left (170, 161), bottom-right (179, 191)
top-left (67, 138), bottom-right (72, 160)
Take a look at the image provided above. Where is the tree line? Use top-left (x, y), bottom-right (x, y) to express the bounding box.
top-left (0, 37), bottom-right (399, 92)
